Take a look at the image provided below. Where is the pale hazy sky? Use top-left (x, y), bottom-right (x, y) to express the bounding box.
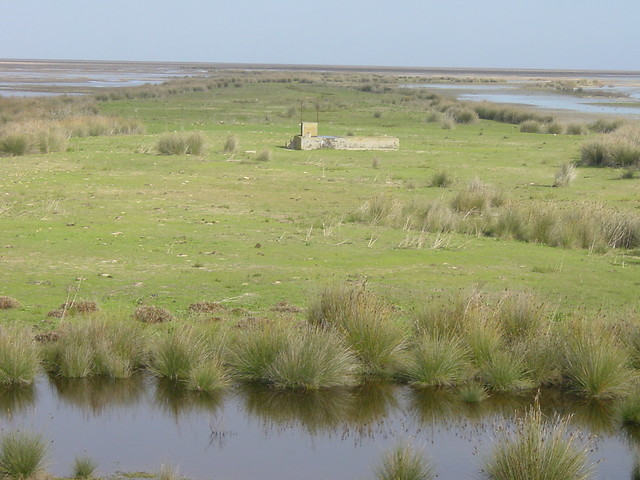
top-left (1, 0), bottom-right (638, 70)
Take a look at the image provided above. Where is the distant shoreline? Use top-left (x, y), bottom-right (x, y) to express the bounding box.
top-left (1, 58), bottom-right (640, 79)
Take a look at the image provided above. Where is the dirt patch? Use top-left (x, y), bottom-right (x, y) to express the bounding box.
top-left (188, 301), bottom-right (227, 313)
top-left (0, 296), bottom-right (20, 309)
top-left (134, 305), bottom-right (174, 323)
top-left (270, 301), bottom-right (303, 313)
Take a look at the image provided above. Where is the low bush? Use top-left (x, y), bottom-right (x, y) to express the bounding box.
top-left (519, 120), bottom-right (543, 133)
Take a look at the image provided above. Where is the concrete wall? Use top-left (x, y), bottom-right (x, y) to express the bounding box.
top-left (291, 135), bottom-right (399, 151)
top-left (300, 122), bottom-right (318, 137)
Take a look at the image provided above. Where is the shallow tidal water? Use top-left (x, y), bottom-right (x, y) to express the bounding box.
top-left (0, 375), bottom-right (636, 480)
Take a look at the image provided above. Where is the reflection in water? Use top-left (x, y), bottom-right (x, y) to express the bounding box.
top-left (50, 374), bottom-right (146, 414)
top-left (0, 385), bottom-right (35, 418)
top-left (154, 379), bottom-right (224, 419)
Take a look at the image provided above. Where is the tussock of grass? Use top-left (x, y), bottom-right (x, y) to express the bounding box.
top-left (0, 431), bottom-right (49, 480)
top-left (44, 318), bottom-right (147, 379)
top-left (563, 331), bottom-right (636, 399)
top-left (264, 326), bottom-right (359, 390)
top-left (156, 132), bottom-right (205, 155)
top-left (0, 326), bottom-right (40, 385)
top-left (73, 454), bottom-right (98, 479)
top-left (580, 124), bottom-right (640, 168)
top-left (223, 134), bottom-right (239, 153)
top-left (451, 178), bottom-right (502, 214)
top-left (553, 162), bottom-right (577, 187)
top-left (374, 443), bottom-right (435, 480)
top-left (401, 333), bottom-right (472, 387)
top-left (231, 324), bottom-right (291, 383)
top-left (430, 171), bottom-right (453, 188)
top-left (483, 403), bottom-right (594, 480)
top-left (308, 285), bottom-right (406, 377)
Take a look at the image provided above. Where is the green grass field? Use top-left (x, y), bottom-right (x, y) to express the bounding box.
top-left (1, 74), bottom-right (639, 326)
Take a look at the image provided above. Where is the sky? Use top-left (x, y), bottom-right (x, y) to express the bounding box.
top-left (1, 0), bottom-right (639, 71)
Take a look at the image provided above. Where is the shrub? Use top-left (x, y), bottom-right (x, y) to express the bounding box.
top-left (519, 120), bottom-right (543, 133)
top-left (73, 455), bottom-right (97, 479)
top-left (546, 122), bottom-right (564, 135)
top-left (430, 171), bottom-right (453, 188)
top-left (553, 162), bottom-right (577, 187)
top-left (566, 123), bottom-right (585, 135)
top-left (156, 132), bottom-right (205, 155)
top-left (589, 118), bottom-right (623, 133)
top-left (0, 326), bottom-right (40, 385)
top-left (374, 443), bottom-right (435, 480)
top-left (134, 305), bottom-right (173, 323)
top-left (0, 296), bottom-right (20, 309)
top-left (223, 135), bottom-right (238, 153)
top-left (451, 178), bottom-right (501, 213)
top-left (483, 403), bottom-right (593, 480)
top-left (0, 431), bottom-right (49, 480)
top-left (256, 149), bottom-right (272, 162)
top-left (0, 134), bottom-right (30, 156)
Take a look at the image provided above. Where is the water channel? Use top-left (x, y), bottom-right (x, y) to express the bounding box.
top-left (0, 375), bottom-right (636, 480)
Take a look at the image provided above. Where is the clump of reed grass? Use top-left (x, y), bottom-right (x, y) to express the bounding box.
top-left (149, 326), bottom-right (229, 392)
top-left (566, 123), bottom-right (585, 135)
top-left (580, 124), bottom-right (640, 168)
top-left (0, 431), bottom-right (49, 480)
top-left (459, 381), bottom-right (488, 403)
top-left (0, 134), bottom-right (30, 156)
top-left (553, 162), bottom-right (577, 187)
top-left (156, 132), bottom-right (205, 155)
top-left (223, 134), bottom-right (239, 153)
top-left (374, 443), bottom-right (435, 480)
top-left (231, 324), bottom-right (290, 383)
top-left (494, 290), bottom-right (549, 341)
top-left (618, 391), bottom-right (640, 426)
top-left (73, 454), bottom-right (97, 479)
top-left (473, 102), bottom-right (553, 125)
top-left (157, 464), bottom-right (183, 480)
top-left (0, 326), bottom-right (40, 385)
top-left (563, 330), bottom-right (636, 399)
top-left (430, 171), bottom-right (453, 188)
top-left (0, 296), bottom-right (20, 309)
top-left (44, 318), bottom-right (147, 379)
top-left (480, 351), bottom-right (532, 392)
top-left (307, 285), bottom-right (406, 377)
top-left (134, 305), bottom-right (174, 323)
top-left (483, 403), bottom-right (593, 480)
top-left (589, 118), bottom-right (623, 133)
top-left (546, 122), bottom-right (564, 135)
top-left (263, 326), bottom-right (359, 390)
top-left (401, 333), bottom-right (472, 387)
top-left (352, 192), bottom-right (403, 225)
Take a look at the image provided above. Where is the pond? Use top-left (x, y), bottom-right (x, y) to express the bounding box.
top-left (403, 83), bottom-right (640, 117)
top-left (0, 375), bottom-right (636, 480)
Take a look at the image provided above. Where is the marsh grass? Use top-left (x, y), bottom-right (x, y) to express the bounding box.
top-left (231, 324), bottom-right (291, 383)
top-left (459, 381), bottom-right (488, 403)
top-left (134, 306), bottom-right (174, 323)
top-left (374, 443), bottom-right (435, 480)
top-left (451, 178), bottom-right (502, 214)
top-left (520, 120), bottom-right (543, 133)
top-left (0, 431), bottom-right (49, 480)
top-left (480, 351), bottom-right (532, 392)
top-left (483, 403), bottom-right (593, 480)
top-left (618, 392), bottom-right (640, 426)
top-left (307, 285), bottom-right (406, 377)
top-left (255, 149), bottom-right (272, 162)
top-left (157, 132), bottom-right (205, 155)
top-left (580, 125), bottom-right (640, 168)
top-left (73, 455), bottom-right (97, 479)
top-left (0, 326), bottom-right (40, 385)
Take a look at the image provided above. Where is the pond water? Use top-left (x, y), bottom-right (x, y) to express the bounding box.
top-left (0, 375), bottom-right (636, 480)
top-left (404, 83), bottom-right (640, 117)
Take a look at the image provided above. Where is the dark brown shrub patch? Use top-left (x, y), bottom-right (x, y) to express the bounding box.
top-left (188, 301), bottom-right (227, 313)
top-left (134, 305), bottom-right (174, 323)
top-left (0, 296), bottom-right (20, 309)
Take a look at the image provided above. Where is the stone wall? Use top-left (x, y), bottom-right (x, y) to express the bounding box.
top-left (290, 135), bottom-right (399, 151)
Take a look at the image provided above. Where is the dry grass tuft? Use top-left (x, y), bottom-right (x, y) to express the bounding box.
top-left (0, 296), bottom-right (20, 310)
